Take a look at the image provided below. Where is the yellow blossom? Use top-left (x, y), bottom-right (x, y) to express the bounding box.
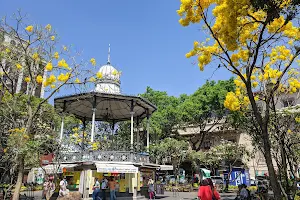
top-left (287, 129), bottom-right (292, 134)
top-left (254, 96), bottom-right (259, 101)
top-left (45, 62), bottom-right (53, 71)
top-left (50, 84), bottom-right (56, 89)
top-left (53, 52), bottom-right (59, 59)
top-left (23, 134), bottom-right (30, 140)
top-left (224, 92), bottom-right (240, 111)
top-left (25, 25), bottom-right (33, 32)
top-left (44, 74), bottom-right (56, 87)
top-left (252, 82), bottom-right (258, 88)
top-left (63, 46), bottom-right (67, 51)
top-left (32, 52), bottom-right (39, 60)
top-left (57, 59), bottom-right (70, 69)
top-left (24, 77), bottom-right (31, 83)
top-left (45, 24), bottom-right (52, 31)
top-left (96, 72), bottom-right (103, 79)
top-left (57, 73), bottom-right (70, 82)
top-left (5, 48), bottom-right (10, 53)
top-left (90, 58), bottom-right (96, 66)
top-left (51, 36), bottom-right (55, 41)
top-left (36, 75), bottom-right (43, 84)
top-left (295, 117), bottom-right (300, 123)
top-left (112, 70), bottom-right (118, 76)
top-left (92, 142), bottom-right (98, 150)
top-left (75, 78), bottom-right (81, 83)
top-left (16, 63), bottom-right (22, 70)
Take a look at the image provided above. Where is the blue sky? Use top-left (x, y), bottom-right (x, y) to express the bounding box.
top-left (1, 0), bottom-right (232, 98)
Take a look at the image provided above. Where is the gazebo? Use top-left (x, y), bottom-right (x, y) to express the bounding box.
top-left (52, 46), bottom-right (158, 199)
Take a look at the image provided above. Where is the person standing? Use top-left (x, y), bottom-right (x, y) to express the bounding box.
top-left (239, 184), bottom-right (249, 200)
top-left (92, 178), bottom-right (101, 200)
top-left (198, 179), bottom-right (214, 200)
top-left (148, 179), bottom-right (155, 200)
top-left (207, 178), bottom-right (221, 200)
top-left (108, 176), bottom-right (117, 200)
top-left (59, 177), bottom-right (69, 197)
top-left (101, 177), bottom-right (108, 200)
top-left (43, 177), bottom-right (55, 200)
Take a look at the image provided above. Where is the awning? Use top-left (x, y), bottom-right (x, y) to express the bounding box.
top-left (159, 165), bottom-right (173, 171)
top-left (96, 163), bottom-right (138, 173)
top-left (43, 164), bottom-right (78, 174)
top-left (200, 168), bottom-right (211, 179)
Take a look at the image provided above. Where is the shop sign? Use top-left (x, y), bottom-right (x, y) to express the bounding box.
top-left (96, 164), bottom-right (138, 173)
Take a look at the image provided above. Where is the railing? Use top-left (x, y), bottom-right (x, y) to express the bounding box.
top-left (60, 151), bottom-right (150, 163)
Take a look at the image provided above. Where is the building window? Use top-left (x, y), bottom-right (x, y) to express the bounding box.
top-left (202, 141), bottom-right (211, 149)
top-left (282, 98), bottom-right (295, 107)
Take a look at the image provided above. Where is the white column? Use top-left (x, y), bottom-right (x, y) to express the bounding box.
top-left (15, 63), bottom-right (24, 94)
top-left (136, 118), bottom-right (140, 151)
top-left (59, 117), bottom-right (64, 141)
top-left (146, 114), bottom-right (150, 152)
top-left (91, 108), bottom-right (96, 143)
top-left (40, 67), bottom-right (47, 98)
top-left (130, 111), bottom-right (135, 150)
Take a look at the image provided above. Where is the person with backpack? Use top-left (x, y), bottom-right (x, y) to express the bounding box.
top-left (239, 184), bottom-right (250, 200)
top-left (101, 177), bottom-right (108, 200)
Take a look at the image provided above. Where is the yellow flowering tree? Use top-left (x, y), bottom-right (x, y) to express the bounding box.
top-left (0, 12), bottom-right (96, 200)
top-left (178, 0), bottom-right (300, 199)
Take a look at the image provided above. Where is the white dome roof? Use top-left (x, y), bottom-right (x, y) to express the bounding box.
top-left (98, 64), bottom-right (120, 81)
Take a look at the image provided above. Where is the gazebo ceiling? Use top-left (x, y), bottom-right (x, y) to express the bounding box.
top-left (54, 92), bottom-right (157, 122)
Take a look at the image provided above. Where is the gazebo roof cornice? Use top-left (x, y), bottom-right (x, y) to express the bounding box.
top-left (54, 92), bottom-right (157, 122)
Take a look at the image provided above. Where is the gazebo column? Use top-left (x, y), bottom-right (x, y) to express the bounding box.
top-left (130, 101), bottom-right (135, 161)
top-left (146, 110), bottom-right (150, 153)
top-left (136, 117), bottom-right (140, 152)
top-left (59, 116), bottom-right (64, 141)
top-left (91, 96), bottom-right (97, 143)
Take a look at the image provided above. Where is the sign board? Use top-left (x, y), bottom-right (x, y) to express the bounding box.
top-left (96, 163), bottom-right (138, 173)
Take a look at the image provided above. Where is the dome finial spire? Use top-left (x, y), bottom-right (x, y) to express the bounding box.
top-left (107, 44), bottom-right (111, 64)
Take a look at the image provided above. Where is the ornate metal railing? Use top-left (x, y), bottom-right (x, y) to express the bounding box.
top-left (59, 151), bottom-right (149, 163)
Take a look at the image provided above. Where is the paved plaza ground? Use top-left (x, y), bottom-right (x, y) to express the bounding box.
top-left (19, 191), bottom-right (237, 200)
top-left (155, 191), bottom-right (236, 200)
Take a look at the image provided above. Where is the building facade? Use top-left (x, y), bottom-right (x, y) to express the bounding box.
top-left (179, 92), bottom-right (300, 180)
top-left (0, 31), bottom-right (45, 98)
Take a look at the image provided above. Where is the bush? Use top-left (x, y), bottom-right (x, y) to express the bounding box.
top-left (248, 186), bottom-right (257, 191)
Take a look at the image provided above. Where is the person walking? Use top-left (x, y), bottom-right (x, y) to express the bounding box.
top-left (59, 177), bottom-right (69, 197)
top-left (101, 177), bottom-right (108, 200)
top-left (43, 177), bottom-right (55, 200)
top-left (148, 179), bottom-right (155, 200)
top-left (198, 178), bottom-right (220, 200)
top-left (92, 178), bottom-right (101, 200)
top-left (108, 176), bottom-right (117, 200)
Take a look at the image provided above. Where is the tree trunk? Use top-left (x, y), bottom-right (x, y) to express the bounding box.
top-left (261, 127), bottom-right (282, 200)
top-left (12, 157), bottom-right (24, 200)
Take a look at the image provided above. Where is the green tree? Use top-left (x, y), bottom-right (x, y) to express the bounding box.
top-left (178, 1), bottom-right (300, 198)
top-left (150, 138), bottom-right (189, 178)
top-left (179, 79), bottom-right (235, 151)
top-left (140, 87), bottom-right (181, 140)
top-left (0, 12), bottom-right (96, 199)
top-left (190, 140), bottom-right (251, 190)
top-left (0, 93), bottom-right (59, 188)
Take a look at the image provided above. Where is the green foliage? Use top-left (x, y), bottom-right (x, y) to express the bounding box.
top-left (0, 92), bottom-right (59, 180)
top-left (140, 79), bottom-right (235, 146)
top-left (150, 138), bottom-right (189, 173)
top-left (140, 87), bottom-right (181, 139)
top-left (180, 79), bottom-right (235, 124)
top-left (190, 140), bottom-right (251, 169)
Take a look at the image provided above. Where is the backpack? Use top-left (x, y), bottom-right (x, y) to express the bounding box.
top-left (246, 189), bottom-right (251, 200)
